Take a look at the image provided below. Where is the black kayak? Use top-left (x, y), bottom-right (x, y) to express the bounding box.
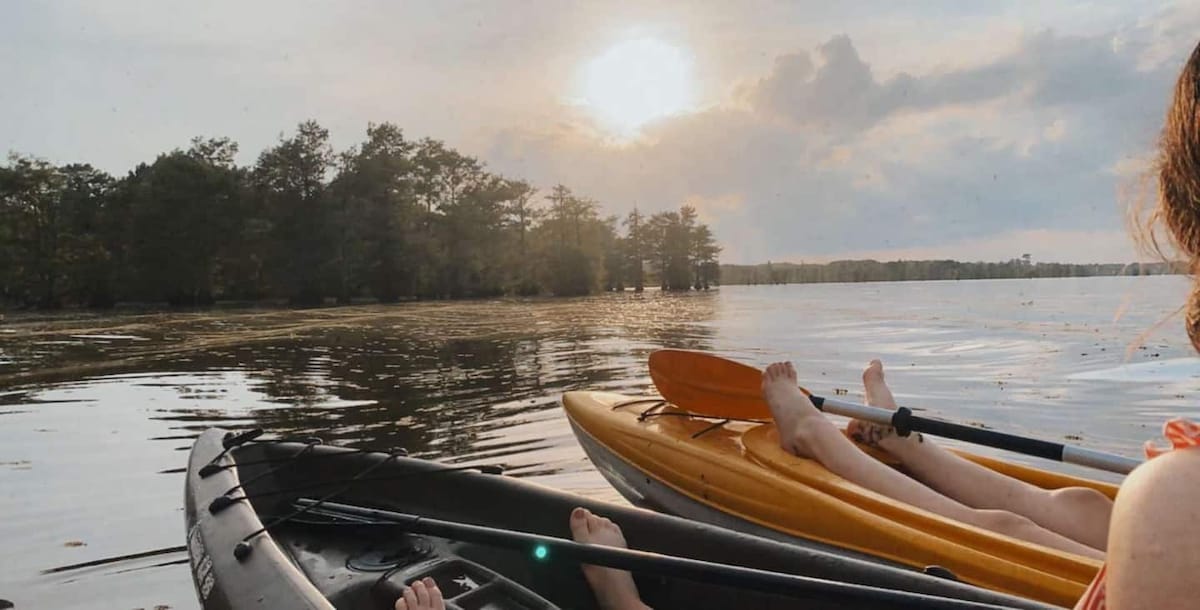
top-left (185, 428), bottom-right (1056, 610)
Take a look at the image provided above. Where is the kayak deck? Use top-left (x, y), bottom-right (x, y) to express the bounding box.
top-left (563, 391), bottom-right (1119, 608)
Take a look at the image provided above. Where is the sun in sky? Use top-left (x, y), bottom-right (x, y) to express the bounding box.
top-left (576, 37), bottom-right (696, 138)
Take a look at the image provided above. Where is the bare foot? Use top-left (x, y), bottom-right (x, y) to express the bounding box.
top-left (569, 507), bottom-right (649, 610)
top-left (761, 361), bottom-right (824, 457)
top-left (395, 577), bottom-right (444, 610)
top-left (848, 360), bottom-right (925, 456)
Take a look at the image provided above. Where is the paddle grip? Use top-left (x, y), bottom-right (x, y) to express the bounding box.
top-left (892, 408), bottom-right (1064, 461)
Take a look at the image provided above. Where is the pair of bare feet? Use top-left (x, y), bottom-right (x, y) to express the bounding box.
top-left (763, 359), bottom-right (918, 456)
top-left (394, 507), bottom-right (646, 610)
top-left (761, 359), bottom-right (1109, 560)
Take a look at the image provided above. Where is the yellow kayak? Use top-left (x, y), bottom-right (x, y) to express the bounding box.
top-left (562, 391), bottom-right (1119, 608)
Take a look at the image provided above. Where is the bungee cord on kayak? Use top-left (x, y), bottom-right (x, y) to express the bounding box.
top-left (228, 452), bottom-right (403, 559)
top-left (607, 396), bottom-right (774, 438)
top-left (208, 454), bottom-right (505, 544)
top-left (199, 438), bottom-right (328, 477)
top-left (214, 441), bottom-right (323, 496)
top-left (211, 464), bottom-right (508, 512)
top-left (608, 397), bottom-right (670, 410)
top-left (632, 407), bottom-right (771, 438)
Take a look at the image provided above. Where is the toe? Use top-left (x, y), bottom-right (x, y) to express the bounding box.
top-left (601, 517), bottom-right (621, 537)
top-left (862, 359), bottom-right (883, 382)
top-left (395, 598), bottom-right (407, 610)
top-left (862, 360), bottom-right (896, 408)
top-left (767, 362), bottom-right (786, 380)
top-left (425, 579), bottom-right (444, 608)
top-left (585, 512), bottom-right (604, 534)
top-left (413, 581), bottom-right (430, 606)
top-left (569, 507), bottom-right (590, 540)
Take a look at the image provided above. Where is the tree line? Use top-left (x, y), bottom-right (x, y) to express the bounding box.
top-left (721, 257), bottom-right (1180, 285)
top-left (0, 121), bottom-right (720, 309)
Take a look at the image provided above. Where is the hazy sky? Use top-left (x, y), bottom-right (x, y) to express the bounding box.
top-left (4, 1), bottom-right (1199, 263)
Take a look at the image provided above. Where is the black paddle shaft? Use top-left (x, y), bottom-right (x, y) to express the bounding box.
top-left (299, 499), bottom-right (1025, 610)
top-left (891, 407), bottom-right (1064, 460)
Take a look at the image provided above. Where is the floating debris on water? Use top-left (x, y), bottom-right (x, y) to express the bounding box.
top-left (69, 334), bottom-right (150, 342)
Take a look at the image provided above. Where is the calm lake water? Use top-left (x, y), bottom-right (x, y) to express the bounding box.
top-left (4, 276), bottom-right (1200, 609)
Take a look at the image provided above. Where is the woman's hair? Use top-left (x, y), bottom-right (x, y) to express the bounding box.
top-left (1141, 41), bottom-right (1200, 351)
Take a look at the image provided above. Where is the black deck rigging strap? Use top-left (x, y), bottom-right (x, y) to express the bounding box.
top-left (210, 462), bottom-right (504, 516)
top-left (637, 410), bottom-right (767, 425)
top-left (630, 406), bottom-right (769, 438)
top-left (200, 430), bottom-right (411, 478)
top-left (691, 419), bottom-right (732, 438)
top-left (201, 435), bottom-right (502, 560)
top-left (610, 397), bottom-right (666, 410)
top-left (219, 441), bottom-right (322, 496)
top-left (611, 397), bottom-right (771, 436)
top-left (232, 453), bottom-right (403, 559)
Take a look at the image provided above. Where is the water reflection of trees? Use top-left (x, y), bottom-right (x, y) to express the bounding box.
top-left (10, 293), bottom-right (717, 471)
top-left (222, 294), bottom-right (716, 463)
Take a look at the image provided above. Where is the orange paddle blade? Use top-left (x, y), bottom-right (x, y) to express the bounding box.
top-left (648, 349), bottom-right (772, 419)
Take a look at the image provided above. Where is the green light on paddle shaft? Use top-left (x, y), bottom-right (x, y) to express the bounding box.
top-left (533, 544), bottom-right (549, 561)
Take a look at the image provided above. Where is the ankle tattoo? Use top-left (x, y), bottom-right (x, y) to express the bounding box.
top-left (851, 423), bottom-right (892, 447)
top-left (851, 424), bottom-right (924, 446)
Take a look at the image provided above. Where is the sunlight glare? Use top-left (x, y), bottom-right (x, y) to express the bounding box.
top-left (577, 38), bottom-right (695, 137)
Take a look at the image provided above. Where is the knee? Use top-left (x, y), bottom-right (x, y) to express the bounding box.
top-left (1049, 486), bottom-right (1113, 514)
top-left (1049, 487), bottom-right (1113, 536)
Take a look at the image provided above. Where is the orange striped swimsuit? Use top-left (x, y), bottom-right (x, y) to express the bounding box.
top-left (1073, 418), bottom-right (1200, 610)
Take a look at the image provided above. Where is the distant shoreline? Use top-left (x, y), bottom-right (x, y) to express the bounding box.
top-left (719, 259), bottom-right (1181, 285)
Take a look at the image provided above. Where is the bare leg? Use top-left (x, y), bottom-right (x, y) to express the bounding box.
top-left (569, 507), bottom-right (651, 610)
top-left (851, 360), bottom-right (1111, 551)
top-left (762, 362), bottom-right (1104, 559)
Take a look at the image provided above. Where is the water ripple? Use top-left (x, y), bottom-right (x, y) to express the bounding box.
top-left (1, 278), bottom-right (1196, 608)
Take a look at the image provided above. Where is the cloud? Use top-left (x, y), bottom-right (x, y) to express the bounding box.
top-left (4, 1), bottom-right (1197, 264)
top-left (744, 29), bottom-right (1161, 132)
top-left (1043, 119), bottom-right (1067, 142)
top-left (484, 8), bottom-right (1198, 264)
